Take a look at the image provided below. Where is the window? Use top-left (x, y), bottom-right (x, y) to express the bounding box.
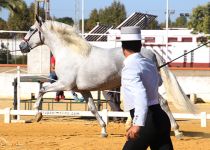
top-left (116, 36), bottom-right (120, 40)
top-left (182, 37), bottom-right (192, 42)
top-left (144, 37), bottom-right (155, 43)
top-left (196, 36), bottom-right (207, 43)
top-left (168, 37), bottom-right (177, 43)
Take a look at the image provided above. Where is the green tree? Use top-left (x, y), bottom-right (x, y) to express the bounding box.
top-left (188, 2), bottom-right (210, 34)
top-left (203, 3), bottom-right (210, 34)
top-left (11, 55), bottom-right (27, 64)
top-left (99, 1), bottom-right (126, 27)
top-left (145, 19), bottom-right (160, 29)
top-left (0, 40), bottom-right (12, 64)
top-left (0, 0), bottom-right (24, 16)
top-left (85, 9), bottom-right (99, 31)
top-left (0, 17), bottom-right (6, 28)
top-left (0, 18), bottom-right (8, 38)
top-left (7, 2), bottom-right (33, 31)
top-left (85, 0), bottom-right (126, 31)
top-left (174, 16), bottom-right (188, 28)
top-left (28, 3), bottom-right (36, 23)
top-left (0, 50), bottom-right (11, 64)
top-left (55, 17), bottom-right (74, 26)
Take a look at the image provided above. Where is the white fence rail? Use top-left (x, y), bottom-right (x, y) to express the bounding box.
top-left (0, 108), bottom-right (209, 127)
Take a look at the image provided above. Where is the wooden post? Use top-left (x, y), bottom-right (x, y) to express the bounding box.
top-left (13, 78), bottom-right (17, 119)
top-left (190, 93), bottom-right (197, 104)
top-left (97, 91), bottom-right (101, 111)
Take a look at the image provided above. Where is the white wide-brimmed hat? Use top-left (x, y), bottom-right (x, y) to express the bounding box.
top-left (120, 26), bottom-right (142, 41)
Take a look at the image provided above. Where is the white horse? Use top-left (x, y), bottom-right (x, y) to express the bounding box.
top-left (19, 16), bottom-right (195, 138)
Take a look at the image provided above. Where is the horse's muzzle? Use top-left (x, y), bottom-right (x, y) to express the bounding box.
top-left (19, 41), bottom-right (31, 53)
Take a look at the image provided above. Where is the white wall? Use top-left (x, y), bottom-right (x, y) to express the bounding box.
top-left (0, 73), bottom-right (210, 102)
top-left (178, 76), bottom-right (210, 101)
top-left (27, 45), bottom-right (51, 75)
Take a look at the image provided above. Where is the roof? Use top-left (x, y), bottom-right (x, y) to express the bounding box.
top-left (84, 24), bottom-right (113, 41)
top-left (85, 12), bottom-right (157, 41)
top-left (117, 12), bottom-right (157, 29)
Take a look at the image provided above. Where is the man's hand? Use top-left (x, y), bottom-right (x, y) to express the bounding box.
top-left (126, 125), bottom-right (140, 141)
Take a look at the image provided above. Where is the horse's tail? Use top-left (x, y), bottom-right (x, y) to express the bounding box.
top-left (154, 51), bottom-right (197, 114)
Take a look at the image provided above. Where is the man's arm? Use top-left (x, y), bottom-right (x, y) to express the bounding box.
top-left (122, 64), bottom-right (148, 140)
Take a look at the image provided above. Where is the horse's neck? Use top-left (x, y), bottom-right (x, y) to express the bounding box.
top-left (42, 23), bottom-right (90, 58)
top-left (42, 29), bottom-right (66, 57)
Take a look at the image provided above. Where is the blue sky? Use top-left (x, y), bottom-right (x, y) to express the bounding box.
top-left (1, 0), bottom-right (209, 23)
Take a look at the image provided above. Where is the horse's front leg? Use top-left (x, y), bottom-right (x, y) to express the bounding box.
top-left (33, 88), bottom-right (45, 122)
top-left (33, 88), bottom-right (45, 110)
top-left (33, 81), bottom-right (67, 122)
top-left (159, 94), bottom-right (184, 139)
top-left (81, 91), bottom-right (108, 137)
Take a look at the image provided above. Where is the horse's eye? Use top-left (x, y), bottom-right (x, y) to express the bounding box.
top-left (29, 28), bottom-right (34, 32)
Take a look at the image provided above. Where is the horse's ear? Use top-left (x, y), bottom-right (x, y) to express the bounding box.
top-left (35, 14), bottom-right (40, 23)
top-left (35, 15), bottom-right (43, 26)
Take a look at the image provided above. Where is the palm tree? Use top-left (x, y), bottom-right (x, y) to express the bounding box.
top-left (0, 0), bottom-right (24, 16)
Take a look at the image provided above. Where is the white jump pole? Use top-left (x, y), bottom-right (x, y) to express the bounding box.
top-left (81, 0), bottom-right (84, 38)
top-left (165, 0), bottom-right (169, 61)
top-left (16, 66), bottom-right (21, 120)
top-left (4, 108), bottom-right (11, 123)
top-left (201, 112), bottom-right (207, 127)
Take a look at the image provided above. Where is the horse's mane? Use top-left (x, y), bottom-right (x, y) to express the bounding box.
top-left (45, 20), bottom-right (91, 56)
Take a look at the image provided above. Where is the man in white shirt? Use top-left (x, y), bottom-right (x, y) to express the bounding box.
top-left (121, 26), bottom-right (173, 150)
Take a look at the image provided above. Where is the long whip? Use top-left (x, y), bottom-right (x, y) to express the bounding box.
top-left (159, 41), bottom-right (210, 69)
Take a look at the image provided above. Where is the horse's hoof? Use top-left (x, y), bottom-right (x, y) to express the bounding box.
top-left (35, 112), bottom-right (43, 122)
top-left (175, 132), bottom-right (184, 140)
top-left (101, 133), bottom-right (108, 138)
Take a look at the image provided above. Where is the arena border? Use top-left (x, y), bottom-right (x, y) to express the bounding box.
top-left (0, 108), bottom-right (209, 128)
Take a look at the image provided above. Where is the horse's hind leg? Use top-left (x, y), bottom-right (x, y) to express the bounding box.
top-left (159, 94), bottom-right (184, 139)
top-left (88, 97), bottom-right (107, 137)
top-left (81, 91), bottom-right (108, 137)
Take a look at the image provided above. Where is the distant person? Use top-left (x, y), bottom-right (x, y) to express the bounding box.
top-left (102, 87), bottom-right (123, 122)
top-left (103, 88), bottom-right (122, 111)
top-left (50, 55), bottom-right (81, 102)
top-left (49, 55), bottom-right (65, 102)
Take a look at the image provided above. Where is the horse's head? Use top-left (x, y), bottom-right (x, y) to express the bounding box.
top-left (19, 15), bottom-right (45, 53)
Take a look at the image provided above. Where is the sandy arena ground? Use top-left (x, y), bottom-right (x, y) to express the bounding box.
top-left (0, 100), bottom-right (210, 150)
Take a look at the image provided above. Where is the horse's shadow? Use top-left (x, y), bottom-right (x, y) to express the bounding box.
top-left (171, 131), bottom-right (210, 139)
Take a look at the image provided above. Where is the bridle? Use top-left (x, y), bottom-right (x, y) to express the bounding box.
top-left (22, 27), bottom-right (44, 51)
